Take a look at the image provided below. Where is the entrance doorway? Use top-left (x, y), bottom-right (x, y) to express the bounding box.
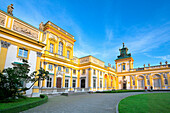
top-left (57, 77), bottom-right (62, 88)
top-left (123, 81), bottom-right (126, 89)
top-left (81, 79), bottom-right (85, 88)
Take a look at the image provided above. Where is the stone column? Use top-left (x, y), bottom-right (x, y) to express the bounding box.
top-left (88, 68), bottom-right (92, 91)
top-left (144, 75), bottom-right (147, 87)
top-left (42, 62), bottom-right (47, 88)
top-left (97, 70), bottom-right (99, 90)
top-left (53, 64), bottom-right (57, 88)
top-left (70, 68), bottom-right (73, 91)
top-left (130, 75), bottom-right (133, 89)
top-left (77, 70), bottom-right (80, 88)
top-left (116, 76), bottom-right (119, 89)
top-left (135, 76), bottom-right (137, 89)
top-left (167, 72), bottom-right (170, 89)
top-left (161, 73), bottom-right (164, 89)
top-left (62, 66), bottom-right (66, 88)
top-left (0, 40), bottom-right (10, 71)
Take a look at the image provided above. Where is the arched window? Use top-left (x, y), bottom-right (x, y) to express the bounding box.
top-left (58, 42), bottom-right (63, 55)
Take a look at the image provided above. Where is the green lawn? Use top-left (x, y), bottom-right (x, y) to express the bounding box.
top-left (0, 97), bottom-right (42, 110)
top-left (96, 90), bottom-right (145, 93)
top-left (119, 93), bottom-right (170, 113)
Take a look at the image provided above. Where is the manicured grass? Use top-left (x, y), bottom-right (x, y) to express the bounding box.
top-left (0, 97), bottom-right (42, 110)
top-left (0, 94), bottom-right (48, 113)
top-left (96, 90), bottom-right (145, 93)
top-left (119, 93), bottom-right (170, 113)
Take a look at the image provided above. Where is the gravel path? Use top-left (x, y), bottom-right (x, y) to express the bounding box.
top-left (21, 91), bottom-right (170, 113)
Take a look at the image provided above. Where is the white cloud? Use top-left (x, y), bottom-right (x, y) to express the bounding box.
top-left (144, 53), bottom-right (170, 61)
top-left (106, 29), bottom-right (113, 41)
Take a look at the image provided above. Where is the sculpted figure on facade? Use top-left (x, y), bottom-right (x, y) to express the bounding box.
top-left (39, 22), bottom-right (44, 31)
top-left (7, 4), bottom-right (14, 16)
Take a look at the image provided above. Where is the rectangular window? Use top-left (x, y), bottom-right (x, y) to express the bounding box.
top-left (105, 79), bottom-right (107, 87)
top-left (100, 71), bottom-right (102, 76)
top-left (93, 69), bottom-right (96, 75)
top-left (58, 66), bottom-right (61, 71)
top-left (72, 80), bottom-right (76, 88)
top-left (82, 69), bottom-right (85, 75)
top-left (67, 50), bottom-right (70, 59)
top-left (123, 64), bottom-right (125, 70)
top-left (100, 79), bottom-right (102, 88)
top-left (93, 79), bottom-right (96, 88)
top-left (73, 69), bottom-right (76, 74)
top-left (65, 79), bottom-right (69, 88)
top-left (50, 43), bottom-right (54, 53)
top-left (66, 68), bottom-right (69, 73)
top-left (48, 64), bottom-right (53, 70)
top-left (46, 77), bottom-right (52, 87)
top-left (18, 48), bottom-right (28, 58)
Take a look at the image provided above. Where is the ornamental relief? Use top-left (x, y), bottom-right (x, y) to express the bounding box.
top-left (80, 57), bottom-right (89, 64)
top-left (49, 33), bottom-right (58, 42)
top-left (13, 20), bottom-right (38, 40)
top-left (73, 57), bottom-right (78, 64)
top-left (66, 41), bottom-right (73, 48)
top-left (0, 14), bottom-right (5, 26)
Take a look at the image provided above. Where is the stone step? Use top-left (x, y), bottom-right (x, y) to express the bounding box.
top-left (61, 91), bottom-right (88, 96)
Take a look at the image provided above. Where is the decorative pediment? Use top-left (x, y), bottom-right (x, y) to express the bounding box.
top-left (66, 41), bottom-right (73, 48)
top-left (49, 33), bottom-right (57, 42)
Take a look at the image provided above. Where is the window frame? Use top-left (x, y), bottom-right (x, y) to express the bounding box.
top-left (58, 66), bottom-right (61, 71)
top-left (82, 69), bottom-right (86, 75)
top-left (49, 43), bottom-right (54, 53)
top-left (58, 42), bottom-right (63, 56)
top-left (67, 50), bottom-right (70, 59)
top-left (93, 78), bottom-right (96, 88)
top-left (72, 79), bottom-right (76, 88)
top-left (73, 69), bottom-right (76, 75)
top-left (17, 47), bottom-right (30, 60)
top-left (66, 68), bottom-right (69, 73)
top-left (65, 79), bottom-right (69, 88)
top-left (48, 64), bottom-right (53, 70)
top-left (46, 77), bottom-right (52, 88)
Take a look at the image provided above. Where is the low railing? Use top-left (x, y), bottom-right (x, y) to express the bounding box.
top-left (40, 88), bottom-right (90, 94)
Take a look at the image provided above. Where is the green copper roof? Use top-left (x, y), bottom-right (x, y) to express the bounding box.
top-left (116, 43), bottom-right (131, 60)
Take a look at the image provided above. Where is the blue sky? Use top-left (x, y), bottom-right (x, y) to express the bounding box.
top-left (1, 0), bottom-right (170, 68)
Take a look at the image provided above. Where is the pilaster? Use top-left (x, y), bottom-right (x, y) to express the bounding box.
top-left (53, 64), bottom-right (57, 88)
top-left (0, 40), bottom-right (10, 71)
top-left (62, 66), bottom-right (66, 88)
top-left (42, 62), bottom-right (47, 87)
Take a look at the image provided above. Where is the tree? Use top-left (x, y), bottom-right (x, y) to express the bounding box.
top-left (0, 59), bottom-right (49, 100)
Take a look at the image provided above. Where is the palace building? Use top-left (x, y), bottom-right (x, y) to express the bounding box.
top-left (0, 9), bottom-right (170, 97)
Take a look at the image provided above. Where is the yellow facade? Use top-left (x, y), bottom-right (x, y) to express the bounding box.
top-left (0, 9), bottom-right (170, 97)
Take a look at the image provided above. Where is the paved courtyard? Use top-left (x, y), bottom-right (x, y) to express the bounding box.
top-left (22, 92), bottom-right (148, 113)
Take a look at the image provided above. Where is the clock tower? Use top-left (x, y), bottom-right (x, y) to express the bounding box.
top-left (115, 43), bottom-right (134, 72)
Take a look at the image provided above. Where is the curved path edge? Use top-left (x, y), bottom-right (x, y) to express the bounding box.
top-left (115, 91), bottom-right (170, 113)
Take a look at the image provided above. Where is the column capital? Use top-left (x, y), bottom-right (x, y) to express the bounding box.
top-left (1, 40), bottom-right (10, 48)
top-left (37, 52), bottom-right (42, 57)
top-left (88, 68), bottom-right (92, 70)
top-left (54, 64), bottom-right (57, 67)
top-left (44, 62), bottom-right (47, 65)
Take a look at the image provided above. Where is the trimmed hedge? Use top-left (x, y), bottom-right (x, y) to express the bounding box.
top-left (0, 94), bottom-right (48, 113)
top-left (96, 90), bottom-right (145, 93)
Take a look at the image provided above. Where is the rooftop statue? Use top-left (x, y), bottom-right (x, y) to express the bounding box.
top-left (7, 4), bottom-right (14, 16)
top-left (39, 22), bottom-right (44, 31)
